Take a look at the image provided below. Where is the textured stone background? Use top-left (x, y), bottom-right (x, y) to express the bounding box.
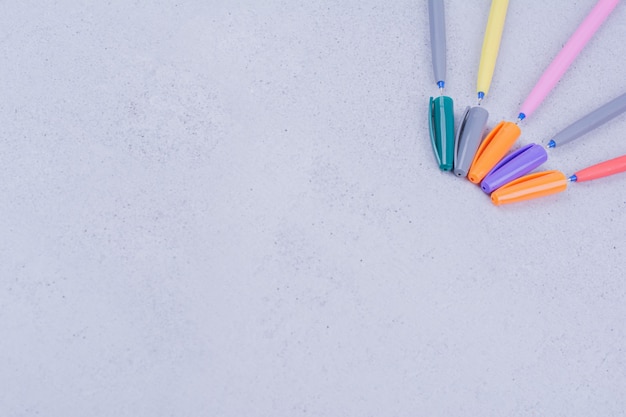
top-left (1, 1), bottom-right (625, 416)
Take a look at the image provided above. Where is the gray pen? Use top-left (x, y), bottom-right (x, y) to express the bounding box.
top-left (454, 105), bottom-right (488, 177)
top-left (547, 92), bottom-right (626, 148)
top-left (428, 0), bottom-right (446, 93)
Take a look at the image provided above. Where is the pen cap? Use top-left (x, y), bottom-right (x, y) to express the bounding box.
top-left (453, 105), bottom-right (488, 178)
top-left (480, 143), bottom-right (548, 193)
top-left (467, 120), bottom-right (520, 184)
top-left (491, 170), bottom-right (567, 205)
top-left (429, 96), bottom-right (455, 171)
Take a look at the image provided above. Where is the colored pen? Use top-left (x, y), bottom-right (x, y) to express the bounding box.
top-left (453, 0), bottom-right (509, 178)
top-left (518, 0), bottom-right (619, 121)
top-left (568, 154), bottom-right (626, 182)
top-left (490, 155), bottom-right (626, 205)
top-left (477, 0), bottom-right (509, 103)
top-left (428, 0), bottom-right (455, 171)
top-left (547, 92), bottom-right (626, 148)
top-left (468, 0), bottom-right (619, 185)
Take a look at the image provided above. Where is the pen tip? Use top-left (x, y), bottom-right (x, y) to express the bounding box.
top-left (516, 113), bottom-right (526, 124)
top-left (477, 92), bottom-right (485, 105)
top-left (568, 175), bottom-right (577, 182)
top-left (547, 140), bottom-right (556, 149)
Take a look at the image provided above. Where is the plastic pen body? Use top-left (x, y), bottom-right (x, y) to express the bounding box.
top-left (476, 0), bottom-right (509, 100)
top-left (428, 0), bottom-right (446, 88)
top-left (548, 92), bottom-right (626, 148)
top-left (570, 154), bottom-right (626, 182)
top-left (517, 0), bottom-right (619, 120)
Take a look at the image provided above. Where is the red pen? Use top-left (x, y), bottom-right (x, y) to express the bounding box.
top-left (569, 154), bottom-right (626, 182)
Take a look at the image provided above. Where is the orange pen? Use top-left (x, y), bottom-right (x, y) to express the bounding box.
top-left (490, 170), bottom-right (568, 205)
top-left (569, 154), bottom-right (626, 182)
top-left (467, 121), bottom-right (520, 184)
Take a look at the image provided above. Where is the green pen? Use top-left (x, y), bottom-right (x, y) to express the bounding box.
top-left (427, 0), bottom-right (454, 171)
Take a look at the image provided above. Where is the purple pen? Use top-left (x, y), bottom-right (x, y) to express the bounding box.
top-left (480, 143), bottom-right (548, 193)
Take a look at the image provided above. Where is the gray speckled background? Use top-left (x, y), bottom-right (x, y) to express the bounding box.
top-left (1, 1), bottom-right (625, 416)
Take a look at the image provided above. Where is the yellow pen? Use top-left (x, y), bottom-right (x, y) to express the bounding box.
top-left (453, 0), bottom-right (509, 178)
top-left (476, 0), bottom-right (509, 103)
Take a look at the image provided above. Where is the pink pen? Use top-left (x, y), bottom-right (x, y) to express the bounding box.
top-left (517, 0), bottom-right (620, 121)
top-left (569, 154), bottom-right (626, 182)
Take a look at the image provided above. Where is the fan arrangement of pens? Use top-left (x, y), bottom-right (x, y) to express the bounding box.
top-left (427, 0), bottom-right (626, 205)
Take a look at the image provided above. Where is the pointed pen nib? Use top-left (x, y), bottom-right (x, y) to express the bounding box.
top-left (477, 91), bottom-right (485, 105)
top-left (568, 175), bottom-right (578, 182)
top-left (547, 140), bottom-right (556, 149)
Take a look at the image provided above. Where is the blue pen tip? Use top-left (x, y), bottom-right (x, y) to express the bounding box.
top-left (547, 140), bottom-right (556, 148)
top-left (437, 80), bottom-right (445, 90)
top-left (477, 92), bottom-right (485, 100)
top-left (517, 112), bottom-right (526, 122)
top-left (568, 175), bottom-right (577, 182)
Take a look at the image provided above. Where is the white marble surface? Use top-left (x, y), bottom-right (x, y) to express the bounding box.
top-left (1, 1), bottom-right (625, 416)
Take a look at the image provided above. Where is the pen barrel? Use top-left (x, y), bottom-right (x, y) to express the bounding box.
top-left (428, 0), bottom-right (446, 85)
top-left (574, 155), bottom-right (626, 182)
top-left (519, 0), bottom-right (619, 119)
top-left (476, 0), bottom-right (509, 97)
top-left (551, 92), bottom-right (626, 146)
